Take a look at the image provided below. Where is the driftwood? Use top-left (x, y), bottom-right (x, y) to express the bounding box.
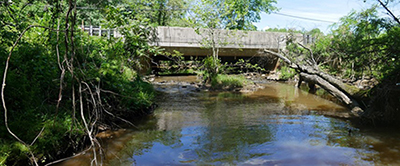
top-left (264, 49), bottom-right (364, 117)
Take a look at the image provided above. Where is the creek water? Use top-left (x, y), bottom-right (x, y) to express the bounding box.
top-left (58, 76), bottom-right (400, 166)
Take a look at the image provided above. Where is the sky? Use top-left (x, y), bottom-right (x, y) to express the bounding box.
top-left (253, 0), bottom-right (399, 34)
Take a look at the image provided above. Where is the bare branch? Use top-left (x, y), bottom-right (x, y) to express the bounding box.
top-left (263, 49), bottom-right (299, 69)
top-left (30, 127), bottom-right (45, 146)
top-left (0, 24), bottom-right (64, 166)
top-left (44, 147), bottom-right (92, 166)
top-left (2, 25), bottom-right (42, 146)
top-left (377, 0), bottom-right (400, 25)
top-left (297, 42), bottom-right (317, 67)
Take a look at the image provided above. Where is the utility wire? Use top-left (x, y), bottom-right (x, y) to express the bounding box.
top-left (75, 6), bottom-right (337, 24)
top-left (18, 3), bottom-right (338, 24)
top-left (75, 6), bottom-right (190, 11)
top-left (272, 12), bottom-right (337, 23)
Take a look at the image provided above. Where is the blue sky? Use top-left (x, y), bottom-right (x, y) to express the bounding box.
top-left (253, 0), bottom-right (399, 34)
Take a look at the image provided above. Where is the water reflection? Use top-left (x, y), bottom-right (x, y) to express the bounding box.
top-left (113, 81), bottom-right (361, 165)
top-left (58, 77), bottom-right (400, 165)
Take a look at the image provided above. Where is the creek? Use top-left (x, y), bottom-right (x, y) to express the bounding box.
top-left (57, 76), bottom-right (400, 165)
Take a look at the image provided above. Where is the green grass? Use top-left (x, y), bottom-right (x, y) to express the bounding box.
top-left (211, 74), bottom-right (249, 90)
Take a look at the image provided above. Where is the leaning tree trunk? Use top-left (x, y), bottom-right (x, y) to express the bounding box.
top-left (264, 49), bottom-right (364, 117)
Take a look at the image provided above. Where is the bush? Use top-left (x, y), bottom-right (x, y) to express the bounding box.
top-left (278, 65), bottom-right (296, 80)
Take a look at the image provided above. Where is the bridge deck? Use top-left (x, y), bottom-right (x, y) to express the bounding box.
top-left (154, 26), bottom-right (303, 57)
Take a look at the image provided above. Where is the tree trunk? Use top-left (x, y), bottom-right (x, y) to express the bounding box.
top-left (264, 49), bottom-right (364, 117)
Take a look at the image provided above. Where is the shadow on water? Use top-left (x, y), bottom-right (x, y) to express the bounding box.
top-left (57, 76), bottom-right (400, 166)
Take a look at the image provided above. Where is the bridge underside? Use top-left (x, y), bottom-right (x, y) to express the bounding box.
top-left (161, 47), bottom-right (278, 57)
top-left (151, 47), bottom-right (280, 73)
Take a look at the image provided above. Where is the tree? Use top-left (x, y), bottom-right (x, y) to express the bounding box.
top-left (311, 6), bottom-right (395, 78)
top-left (222, 0), bottom-right (278, 30)
top-left (75, 0), bottom-right (190, 27)
top-left (116, 0), bottom-right (189, 27)
top-left (188, 0), bottom-right (237, 82)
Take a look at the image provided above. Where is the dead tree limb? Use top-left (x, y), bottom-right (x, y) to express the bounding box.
top-left (264, 49), bottom-right (364, 117)
top-left (264, 49), bottom-right (355, 95)
top-left (297, 42), bottom-right (317, 67)
top-left (299, 73), bottom-right (363, 115)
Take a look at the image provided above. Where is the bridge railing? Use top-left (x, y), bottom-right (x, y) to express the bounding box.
top-left (81, 25), bottom-right (123, 39)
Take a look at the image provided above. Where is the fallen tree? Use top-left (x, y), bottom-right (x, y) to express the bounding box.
top-left (264, 49), bottom-right (364, 117)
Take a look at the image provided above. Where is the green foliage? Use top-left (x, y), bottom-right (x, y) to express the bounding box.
top-left (117, 0), bottom-right (189, 27)
top-left (233, 59), bottom-right (266, 73)
top-left (190, 0), bottom-right (277, 30)
top-left (264, 27), bottom-right (303, 33)
top-left (278, 65), bottom-right (296, 80)
top-left (0, 0), bottom-right (158, 165)
top-left (103, 6), bottom-right (161, 72)
top-left (199, 56), bottom-right (221, 83)
top-left (157, 50), bottom-right (197, 75)
top-left (75, 0), bottom-right (189, 26)
top-left (287, 4), bottom-right (400, 124)
top-left (210, 74), bottom-right (248, 90)
top-left (309, 6), bottom-right (398, 78)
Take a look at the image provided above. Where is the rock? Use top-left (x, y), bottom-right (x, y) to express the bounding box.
top-left (267, 73), bottom-right (280, 81)
top-left (361, 80), bottom-right (370, 87)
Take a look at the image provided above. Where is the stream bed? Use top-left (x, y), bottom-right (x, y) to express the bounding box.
top-left (58, 76), bottom-right (400, 165)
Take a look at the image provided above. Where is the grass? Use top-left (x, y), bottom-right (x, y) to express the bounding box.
top-left (210, 74), bottom-right (249, 90)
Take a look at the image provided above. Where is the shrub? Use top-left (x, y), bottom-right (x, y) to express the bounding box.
top-left (278, 65), bottom-right (296, 80)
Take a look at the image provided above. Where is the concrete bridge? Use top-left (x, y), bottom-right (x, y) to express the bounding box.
top-left (154, 26), bottom-right (304, 57)
top-left (82, 25), bottom-right (307, 57)
top-left (82, 25), bottom-right (310, 71)
top-left (152, 26), bottom-right (307, 71)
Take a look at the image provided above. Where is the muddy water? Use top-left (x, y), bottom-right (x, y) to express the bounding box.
top-left (58, 76), bottom-right (400, 166)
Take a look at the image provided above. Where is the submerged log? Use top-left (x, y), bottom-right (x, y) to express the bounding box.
top-left (264, 49), bottom-right (364, 117)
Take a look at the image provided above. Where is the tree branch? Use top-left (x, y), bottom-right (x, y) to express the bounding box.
top-left (377, 0), bottom-right (400, 25)
top-left (297, 42), bottom-right (317, 67)
top-left (263, 48), bottom-right (364, 117)
top-left (263, 49), bottom-right (299, 69)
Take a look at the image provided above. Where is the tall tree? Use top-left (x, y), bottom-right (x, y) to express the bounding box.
top-left (189, 0), bottom-right (228, 79)
top-left (117, 0), bottom-right (189, 26)
top-left (223, 0), bottom-right (278, 30)
top-left (186, 0), bottom-right (277, 82)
